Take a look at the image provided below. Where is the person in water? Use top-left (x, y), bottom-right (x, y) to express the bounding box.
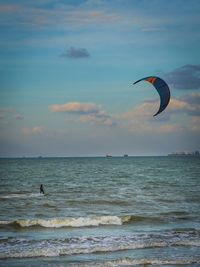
top-left (40, 184), bottom-right (44, 194)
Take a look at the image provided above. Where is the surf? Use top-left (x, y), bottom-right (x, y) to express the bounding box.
top-left (1, 211), bottom-right (194, 230)
top-left (0, 230), bottom-right (200, 259)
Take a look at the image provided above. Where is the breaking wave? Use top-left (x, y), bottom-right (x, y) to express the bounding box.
top-left (0, 212), bottom-right (193, 229)
top-left (0, 230), bottom-right (200, 259)
top-left (0, 215), bottom-right (132, 228)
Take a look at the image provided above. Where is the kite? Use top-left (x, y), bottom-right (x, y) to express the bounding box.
top-left (133, 76), bottom-right (170, 116)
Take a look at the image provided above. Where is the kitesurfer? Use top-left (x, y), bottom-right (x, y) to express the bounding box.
top-left (40, 184), bottom-right (44, 194)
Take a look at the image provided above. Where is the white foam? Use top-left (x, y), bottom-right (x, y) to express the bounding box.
top-left (1, 193), bottom-right (43, 199)
top-left (1, 231), bottom-right (200, 259)
top-left (0, 242), bottom-right (166, 259)
top-left (0, 220), bottom-right (10, 225)
top-left (14, 216), bottom-right (123, 228)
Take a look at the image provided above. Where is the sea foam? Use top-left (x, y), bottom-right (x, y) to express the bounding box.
top-left (0, 230), bottom-right (200, 259)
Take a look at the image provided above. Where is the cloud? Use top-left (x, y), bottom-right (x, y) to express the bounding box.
top-left (22, 126), bottom-right (44, 135)
top-left (164, 64), bottom-right (200, 90)
top-left (118, 101), bottom-right (181, 134)
top-left (61, 47), bottom-right (90, 59)
top-left (49, 102), bottom-right (99, 114)
top-left (79, 113), bottom-right (115, 126)
top-left (168, 98), bottom-right (189, 111)
top-left (117, 92), bottom-right (200, 134)
top-left (49, 93), bottom-right (200, 132)
top-left (135, 94), bottom-right (200, 117)
top-left (167, 93), bottom-right (200, 116)
top-left (180, 93), bottom-right (200, 116)
top-left (49, 101), bottom-right (116, 126)
top-left (181, 92), bottom-right (200, 105)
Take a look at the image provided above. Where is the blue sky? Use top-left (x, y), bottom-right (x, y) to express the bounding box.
top-left (0, 0), bottom-right (200, 157)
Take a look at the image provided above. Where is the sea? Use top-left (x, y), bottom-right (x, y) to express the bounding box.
top-left (0, 156), bottom-right (200, 267)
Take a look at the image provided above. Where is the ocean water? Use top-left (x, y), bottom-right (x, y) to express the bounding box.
top-left (0, 156), bottom-right (200, 266)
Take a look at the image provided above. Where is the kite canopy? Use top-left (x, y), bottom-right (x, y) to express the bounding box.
top-left (133, 76), bottom-right (170, 116)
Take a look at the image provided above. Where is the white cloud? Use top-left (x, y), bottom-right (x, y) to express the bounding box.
top-left (49, 101), bottom-right (116, 126)
top-left (168, 94), bottom-right (200, 116)
top-left (79, 114), bottom-right (115, 126)
top-left (168, 98), bottom-right (189, 111)
top-left (49, 102), bottom-right (100, 114)
top-left (118, 106), bottom-right (181, 134)
top-left (49, 93), bottom-right (200, 134)
top-left (117, 96), bottom-right (199, 134)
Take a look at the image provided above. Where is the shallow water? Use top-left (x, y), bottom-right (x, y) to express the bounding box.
top-left (0, 157), bottom-right (200, 266)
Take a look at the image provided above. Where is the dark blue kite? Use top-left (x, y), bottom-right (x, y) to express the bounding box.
top-left (133, 76), bottom-right (171, 116)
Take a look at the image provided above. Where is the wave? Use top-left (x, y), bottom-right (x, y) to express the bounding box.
top-left (0, 215), bottom-right (132, 228)
top-left (0, 193), bottom-right (43, 199)
top-left (0, 230), bottom-right (200, 259)
top-left (0, 214), bottom-right (162, 229)
top-left (0, 212), bottom-right (193, 229)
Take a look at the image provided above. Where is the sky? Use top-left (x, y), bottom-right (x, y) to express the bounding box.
top-left (0, 0), bottom-right (200, 157)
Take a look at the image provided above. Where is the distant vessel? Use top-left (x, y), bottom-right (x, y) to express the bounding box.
top-left (106, 154), bottom-right (112, 158)
top-left (123, 154), bottom-right (128, 158)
